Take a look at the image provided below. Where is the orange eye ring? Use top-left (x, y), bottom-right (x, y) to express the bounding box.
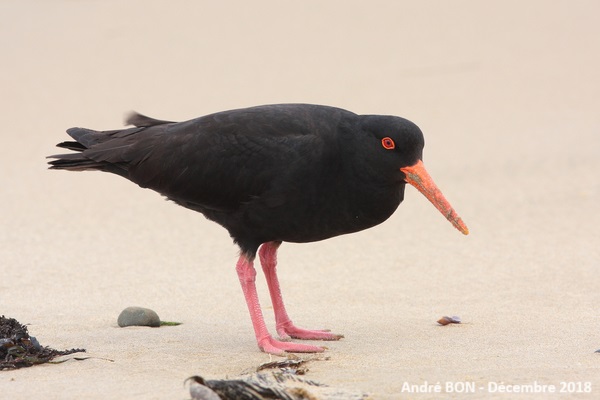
top-left (381, 137), bottom-right (395, 150)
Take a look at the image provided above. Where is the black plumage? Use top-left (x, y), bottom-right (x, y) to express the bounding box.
top-left (50, 104), bottom-right (425, 256)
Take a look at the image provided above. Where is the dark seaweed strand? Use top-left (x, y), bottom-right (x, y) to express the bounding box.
top-left (1, 315), bottom-right (85, 370)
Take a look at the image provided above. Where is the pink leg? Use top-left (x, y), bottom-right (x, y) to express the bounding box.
top-left (259, 242), bottom-right (344, 341)
top-left (235, 254), bottom-right (325, 355)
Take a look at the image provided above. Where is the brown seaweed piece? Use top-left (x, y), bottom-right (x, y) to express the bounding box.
top-left (0, 315), bottom-right (85, 370)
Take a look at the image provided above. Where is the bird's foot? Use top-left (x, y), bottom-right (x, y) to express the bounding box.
top-left (258, 335), bottom-right (325, 356)
top-left (276, 320), bottom-right (344, 341)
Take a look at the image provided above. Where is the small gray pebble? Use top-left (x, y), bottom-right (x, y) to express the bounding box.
top-left (117, 306), bottom-right (160, 327)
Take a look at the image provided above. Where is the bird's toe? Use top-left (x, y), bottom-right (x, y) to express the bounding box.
top-left (277, 322), bottom-right (344, 341)
top-left (258, 336), bottom-right (325, 355)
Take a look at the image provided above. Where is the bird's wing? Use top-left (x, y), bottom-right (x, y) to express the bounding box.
top-left (93, 105), bottom-right (349, 213)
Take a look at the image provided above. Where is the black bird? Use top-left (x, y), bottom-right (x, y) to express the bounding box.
top-left (48, 104), bottom-right (468, 355)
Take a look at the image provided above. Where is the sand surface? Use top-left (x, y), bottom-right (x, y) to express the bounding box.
top-left (1, 1), bottom-right (599, 399)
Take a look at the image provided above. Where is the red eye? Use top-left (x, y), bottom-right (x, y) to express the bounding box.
top-left (381, 137), bottom-right (395, 150)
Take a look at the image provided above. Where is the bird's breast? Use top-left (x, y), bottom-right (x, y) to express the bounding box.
top-left (246, 180), bottom-right (405, 244)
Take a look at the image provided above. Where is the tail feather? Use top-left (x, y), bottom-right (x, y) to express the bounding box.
top-left (65, 127), bottom-right (116, 148)
top-left (48, 157), bottom-right (106, 171)
top-left (55, 141), bottom-right (86, 152)
top-left (48, 111), bottom-right (173, 176)
top-left (48, 127), bottom-right (129, 173)
top-left (48, 150), bottom-right (128, 176)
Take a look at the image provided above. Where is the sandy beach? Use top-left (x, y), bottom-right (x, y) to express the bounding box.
top-left (1, 1), bottom-right (599, 398)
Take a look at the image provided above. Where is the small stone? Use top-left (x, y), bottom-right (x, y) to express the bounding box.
top-left (117, 307), bottom-right (160, 327)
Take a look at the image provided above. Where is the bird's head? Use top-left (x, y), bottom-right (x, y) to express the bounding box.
top-left (360, 115), bottom-right (469, 235)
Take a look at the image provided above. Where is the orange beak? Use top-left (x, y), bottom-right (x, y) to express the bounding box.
top-left (400, 160), bottom-right (469, 235)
